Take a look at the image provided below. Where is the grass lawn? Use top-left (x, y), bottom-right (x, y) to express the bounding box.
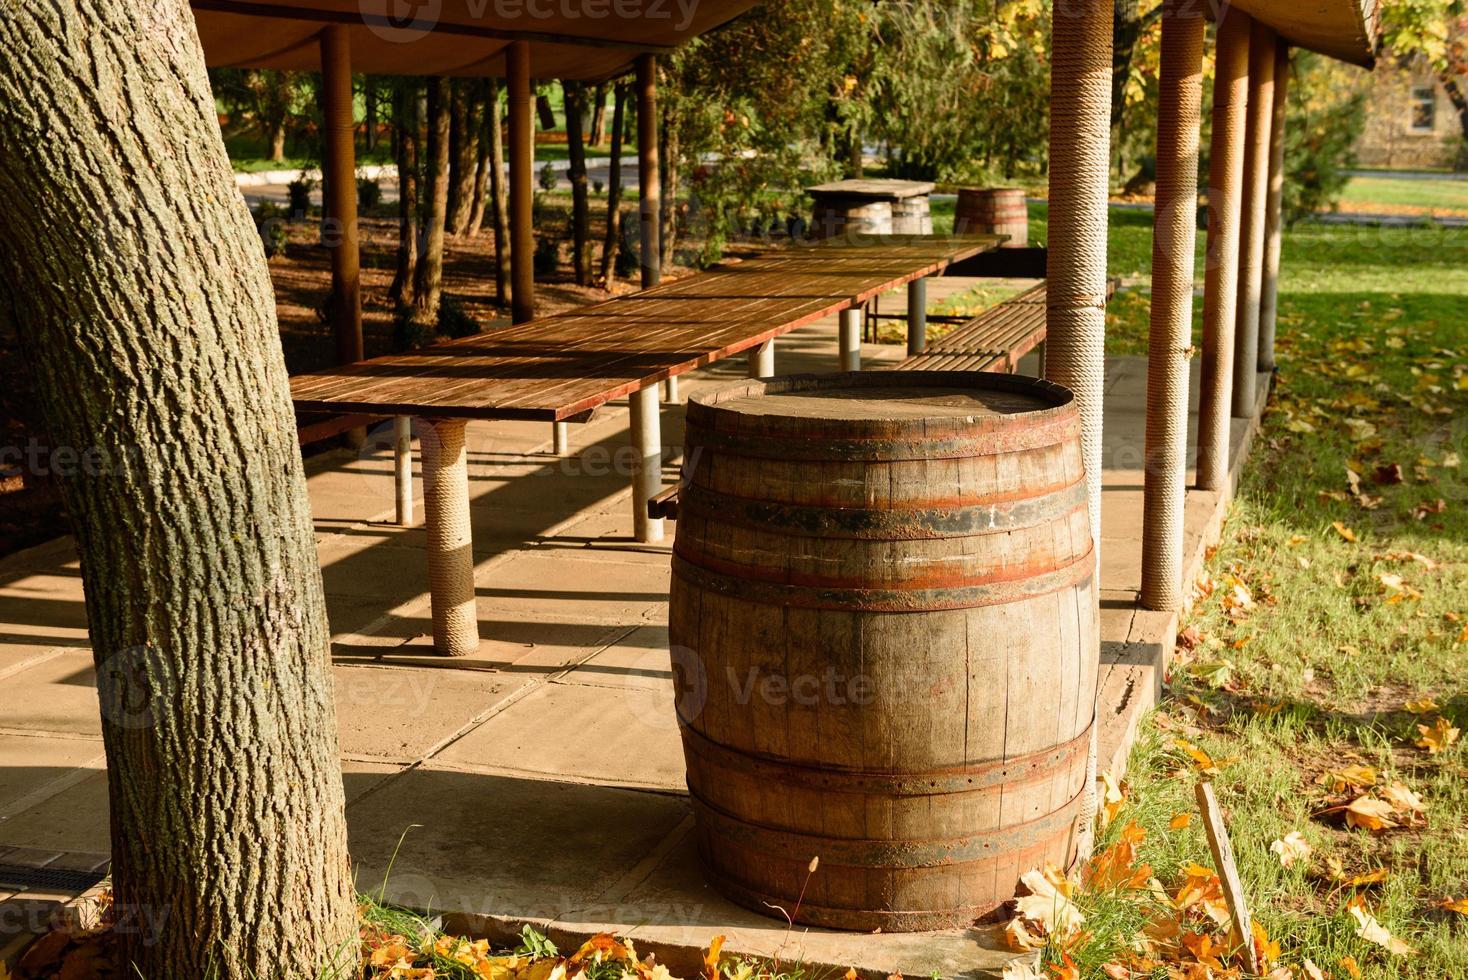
top-left (1338, 174), bottom-right (1468, 218)
top-left (1022, 206), bottom-right (1468, 977)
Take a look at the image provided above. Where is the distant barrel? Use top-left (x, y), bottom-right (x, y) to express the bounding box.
top-left (956, 187), bottom-right (1029, 247)
top-left (669, 371), bottom-right (1098, 932)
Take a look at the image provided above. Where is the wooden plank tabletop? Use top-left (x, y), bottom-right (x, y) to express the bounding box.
top-left (289, 234), bottom-right (1002, 422)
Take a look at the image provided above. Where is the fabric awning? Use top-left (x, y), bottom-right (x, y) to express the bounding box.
top-left (191, 0), bottom-right (761, 80)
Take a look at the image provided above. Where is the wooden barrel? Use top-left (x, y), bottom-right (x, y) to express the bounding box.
top-left (955, 187), bottom-right (1029, 247)
top-left (891, 195), bottom-right (933, 235)
top-left (809, 197), bottom-right (893, 239)
top-left (669, 372), bottom-right (1097, 933)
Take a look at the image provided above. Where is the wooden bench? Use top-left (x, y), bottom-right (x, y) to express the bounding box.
top-left (288, 233), bottom-right (1002, 655)
top-left (892, 278), bottom-right (1118, 374)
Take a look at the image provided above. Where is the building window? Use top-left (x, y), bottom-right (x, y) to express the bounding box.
top-left (1411, 86), bottom-right (1437, 132)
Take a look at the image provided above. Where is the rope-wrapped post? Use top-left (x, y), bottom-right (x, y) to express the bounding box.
top-left (838, 307), bottom-right (863, 371)
top-left (1258, 41), bottom-right (1291, 373)
top-left (394, 415), bottom-right (414, 527)
top-left (907, 276), bottom-right (928, 355)
top-left (1195, 10), bottom-right (1252, 491)
top-left (419, 418), bottom-right (479, 656)
top-left (319, 25), bottom-right (362, 366)
top-left (1231, 20), bottom-right (1276, 417)
top-left (1046, 0), bottom-right (1112, 869)
top-left (630, 385), bottom-right (664, 543)
top-left (1141, 0), bottom-right (1206, 613)
top-left (507, 41), bottom-right (535, 324)
top-left (637, 54), bottom-right (661, 290)
top-left (747, 339), bottom-right (775, 378)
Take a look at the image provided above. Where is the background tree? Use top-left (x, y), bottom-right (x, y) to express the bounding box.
top-left (601, 83), bottom-right (630, 285)
top-left (414, 78), bottom-right (451, 325)
top-left (0, 2), bottom-right (356, 976)
top-left (447, 79), bottom-right (482, 235)
top-left (1279, 51), bottom-right (1370, 224)
top-left (390, 77), bottom-right (422, 308)
top-left (210, 67), bottom-right (304, 161)
top-left (563, 81), bottom-right (593, 285)
top-left (1381, 0), bottom-right (1468, 166)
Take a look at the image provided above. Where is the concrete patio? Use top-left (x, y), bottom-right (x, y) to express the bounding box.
top-left (0, 278), bottom-right (1268, 977)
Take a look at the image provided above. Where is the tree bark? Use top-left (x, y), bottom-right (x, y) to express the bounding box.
top-left (365, 75), bottom-right (378, 151)
top-left (487, 79), bottom-right (511, 306)
top-left (601, 82), bottom-right (628, 286)
top-left (1442, 74), bottom-right (1468, 162)
top-left (415, 77), bottom-right (450, 325)
top-left (269, 121), bottom-right (287, 162)
top-left (659, 105), bottom-right (679, 267)
top-left (447, 79), bottom-right (480, 235)
top-left (0, 3), bottom-right (356, 978)
top-left (536, 90), bottom-right (557, 131)
top-left (564, 81), bottom-right (591, 286)
top-left (466, 79), bottom-right (491, 236)
top-left (390, 78), bottom-right (421, 308)
top-left (590, 83), bottom-right (608, 146)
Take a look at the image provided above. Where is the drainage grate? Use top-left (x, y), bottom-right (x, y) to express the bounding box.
top-left (0, 863), bottom-right (109, 893)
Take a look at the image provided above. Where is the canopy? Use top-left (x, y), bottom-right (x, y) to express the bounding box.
top-left (1232, 0), bottom-right (1379, 67)
top-left (191, 0), bottom-right (760, 80)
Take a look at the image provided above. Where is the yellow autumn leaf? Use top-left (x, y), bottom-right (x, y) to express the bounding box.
top-left (1439, 897), bottom-right (1468, 916)
top-left (1347, 898), bottom-right (1414, 955)
top-left (1404, 697), bottom-right (1440, 715)
top-left (1269, 831), bottom-right (1312, 868)
top-left (1340, 955), bottom-right (1362, 978)
top-left (1169, 812), bottom-right (1193, 830)
top-left (1344, 795), bottom-right (1398, 831)
top-left (1332, 521), bottom-right (1358, 542)
top-left (1015, 865), bottom-right (1084, 939)
top-left (1416, 716), bottom-right (1461, 754)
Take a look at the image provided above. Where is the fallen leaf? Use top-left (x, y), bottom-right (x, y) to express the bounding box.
top-left (1342, 867), bottom-right (1391, 889)
top-left (1316, 765), bottom-right (1377, 792)
top-left (1177, 625), bottom-right (1204, 650)
top-left (1439, 897), bottom-right (1468, 916)
top-left (1169, 812), bottom-right (1193, 830)
top-left (1347, 898), bottom-right (1414, 955)
top-left (1340, 955), bottom-right (1361, 978)
top-left (1380, 781), bottom-right (1427, 820)
top-left (1404, 697), bottom-right (1439, 715)
top-left (1001, 915), bottom-right (1044, 951)
top-left (1302, 960), bottom-right (1328, 980)
top-left (1332, 521), bottom-right (1358, 543)
top-left (1270, 831), bottom-right (1312, 868)
top-left (1416, 716), bottom-right (1460, 754)
top-left (1343, 795), bottom-right (1398, 831)
top-left (1048, 953), bottom-right (1079, 980)
top-left (1001, 962), bottom-right (1045, 980)
top-left (1016, 866), bottom-right (1084, 940)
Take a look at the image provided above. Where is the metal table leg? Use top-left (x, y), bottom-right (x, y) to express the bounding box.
top-left (394, 415), bottom-right (414, 527)
top-left (748, 339), bottom-right (775, 378)
top-left (839, 307), bottom-right (863, 371)
top-left (907, 275), bottom-right (928, 355)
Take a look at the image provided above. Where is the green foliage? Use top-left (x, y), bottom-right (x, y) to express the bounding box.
top-left (1281, 53), bottom-right (1369, 225)
top-left (534, 233), bottom-right (562, 276)
top-left (287, 174), bottom-right (314, 216)
top-left (357, 176), bottom-right (382, 211)
top-left (538, 161), bottom-right (558, 192)
top-left (250, 201), bottom-right (288, 259)
top-left (514, 925), bottom-right (557, 959)
top-left (437, 296), bottom-right (480, 339)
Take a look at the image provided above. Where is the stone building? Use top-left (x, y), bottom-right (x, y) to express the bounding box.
top-left (1356, 60), bottom-right (1463, 170)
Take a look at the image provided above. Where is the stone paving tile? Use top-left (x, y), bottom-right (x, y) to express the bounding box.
top-left (0, 570), bottom-right (90, 650)
top-left (0, 735), bottom-right (105, 821)
top-left (0, 641), bottom-right (68, 683)
top-left (0, 772), bottom-right (109, 854)
top-left (473, 551), bottom-right (670, 625)
top-left (0, 653), bottom-right (101, 737)
top-left (434, 681), bottom-right (686, 791)
top-left (347, 766), bottom-right (690, 921)
top-left (558, 625), bottom-right (672, 693)
top-left (342, 760), bottom-right (408, 806)
top-left (333, 665), bottom-right (525, 763)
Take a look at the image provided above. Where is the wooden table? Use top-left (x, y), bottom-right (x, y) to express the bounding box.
top-left (291, 234), bottom-right (1000, 655)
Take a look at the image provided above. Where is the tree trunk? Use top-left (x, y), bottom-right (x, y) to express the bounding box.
top-left (536, 90), bottom-right (557, 131)
top-left (447, 79), bottom-right (480, 235)
top-left (590, 83), bottom-right (608, 146)
top-left (1442, 74), bottom-right (1468, 162)
top-left (365, 75), bottom-right (378, 151)
top-left (564, 81), bottom-right (591, 286)
top-left (0, 3), bottom-right (356, 978)
top-left (390, 78), bottom-right (421, 308)
top-left (466, 79), bottom-right (491, 236)
top-left (601, 82), bottom-right (628, 286)
top-left (269, 121), bottom-right (287, 162)
top-left (659, 105), bottom-right (679, 267)
top-left (1111, 3), bottom-right (1164, 133)
top-left (486, 80), bottom-right (511, 305)
top-left (415, 77), bottom-right (450, 325)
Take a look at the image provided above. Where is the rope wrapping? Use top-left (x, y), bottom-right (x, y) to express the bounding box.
top-left (1258, 41), bottom-right (1291, 372)
top-left (420, 418), bottom-right (479, 656)
top-left (1141, 0), bottom-right (1206, 613)
top-left (1232, 20), bottom-right (1277, 417)
top-left (1046, 0), bottom-right (1112, 869)
top-left (1195, 10), bottom-right (1252, 491)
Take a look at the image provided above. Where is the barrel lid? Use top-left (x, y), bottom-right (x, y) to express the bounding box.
top-left (686, 372), bottom-right (1078, 459)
